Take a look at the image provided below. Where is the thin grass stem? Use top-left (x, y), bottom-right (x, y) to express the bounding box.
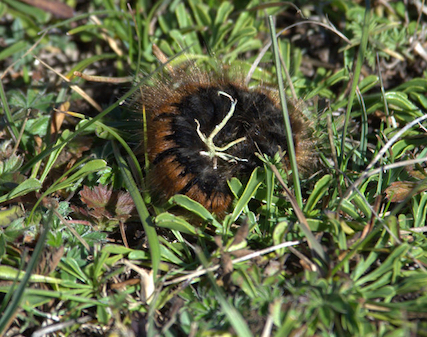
top-left (339, 0), bottom-right (370, 167)
top-left (268, 15), bottom-right (302, 208)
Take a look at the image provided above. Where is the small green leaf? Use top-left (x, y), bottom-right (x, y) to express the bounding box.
top-left (395, 78), bottom-right (427, 92)
top-left (39, 129), bottom-right (71, 183)
top-left (214, 2), bottom-right (233, 26)
top-left (225, 27), bottom-right (256, 49)
top-left (67, 53), bottom-right (117, 77)
top-left (304, 174), bottom-right (332, 214)
top-left (176, 2), bottom-right (190, 28)
top-left (410, 92), bottom-right (427, 109)
top-left (355, 244), bottom-right (410, 287)
top-left (47, 159), bottom-right (107, 193)
top-left (413, 193), bottom-right (427, 228)
top-left (0, 40), bottom-right (27, 61)
top-left (359, 75), bottom-right (379, 93)
top-left (3, 0), bottom-right (49, 21)
top-left (170, 194), bottom-right (221, 229)
top-left (390, 137), bottom-right (426, 160)
top-left (0, 154), bottom-right (23, 176)
top-left (0, 3), bottom-right (7, 17)
top-left (351, 192), bottom-right (372, 218)
top-left (306, 68), bottom-right (349, 99)
top-left (340, 198), bottom-right (362, 220)
top-left (155, 212), bottom-right (199, 236)
top-left (0, 178), bottom-right (41, 203)
top-left (385, 92), bottom-right (422, 118)
top-left (230, 167), bottom-right (264, 223)
top-left (25, 115), bottom-right (50, 136)
top-left (97, 305), bottom-right (110, 325)
top-left (0, 235), bottom-right (6, 258)
top-left (59, 259), bottom-right (90, 284)
top-left (191, 2), bottom-right (211, 26)
top-left (128, 250), bottom-right (149, 260)
top-left (228, 177), bottom-right (243, 198)
top-left (91, 251), bottom-right (110, 282)
top-left (272, 220), bottom-right (289, 256)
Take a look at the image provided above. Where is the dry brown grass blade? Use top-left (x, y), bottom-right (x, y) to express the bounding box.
top-left (18, 0), bottom-right (74, 19)
top-left (289, 246), bottom-right (318, 272)
top-left (122, 260), bottom-right (154, 303)
top-left (89, 15), bottom-right (123, 57)
top-left (152, 44), bottom-right (175, 74)
top-left (32, 55), bottom-right (102, 112)
top-left (1, 31), bottom-right (47, 81)
top-left (50, 101), bottom-right (69, 141)
top-left (73, 71), bottom-right (132, 83)
top-left (119, 221), bottom-right (129, 249)
top-left (361, 195), bottom-right (382, 241)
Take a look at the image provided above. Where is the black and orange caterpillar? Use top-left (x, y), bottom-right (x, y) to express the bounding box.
top-left (135, 59), bottom-right (315, 215)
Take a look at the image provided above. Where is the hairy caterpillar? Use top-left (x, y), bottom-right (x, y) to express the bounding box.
top-left (135, 58), bottom-right (315, 215)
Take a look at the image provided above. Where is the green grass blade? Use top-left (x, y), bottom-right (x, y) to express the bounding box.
top-left (112, 141), bottom-right (160, 280)
top-left (77, 118), bottom-right (144, 184)
top-left (355, 243), bottom-right (410, 287)
top-left (304, 174), bottom-right (333, 214)
top-left (0, 79), bottom-right (19, 140)
top-left (339, 1), bottom-right (370, 167)
top-left (27, 159), bottom-right (107, 223)
top-left (0, 209), bottom-right (51, 335)
top-left (155, 212), bottom-right (201, 236)
top-left (356, 89), bottom-right (368, 167)
top-left (229, 167), bottom-right (264, 224)
top-left (268, 16), bottom-right (302, 208)
top-left (169, 194), bottom-right (222, 229)
top-left (38, 129), bottom-right (71, 183)
top-left (0, 178), bottom-right (41, 204)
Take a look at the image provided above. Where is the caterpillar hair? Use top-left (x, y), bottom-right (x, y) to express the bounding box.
top-left (134, 57), bottom-right (316, 215)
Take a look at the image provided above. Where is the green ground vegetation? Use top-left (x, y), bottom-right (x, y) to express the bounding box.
top-left (1, 0), bottom-right (427, 336)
